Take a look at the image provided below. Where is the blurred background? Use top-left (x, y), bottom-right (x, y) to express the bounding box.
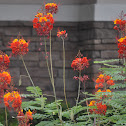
top-left (0, 0), bottom-right (126, 106)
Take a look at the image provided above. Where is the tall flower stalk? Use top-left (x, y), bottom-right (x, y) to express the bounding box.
top-left (32, 3), bottom-right (63, 122)
top-left (49, 30), bottom-right (57, 103)
top-left (71, 51), bottom-right (89, 105)
top-left (9, 37), bottom-right (40, 97)
top-left (76, 71), bottom-right (81, 106)
top-left (62, 37), bottom-right (69, 109)
top-left (44, 37), bottom-right (52, 84)
top-left (83, 75), bottom-right (90, 119)
top-left (49, 31), bottom-right (63, 123)
top-left (57, 30), bottom-right (69, 109)
top-left (21, 55), bottom-right (39, 97)
top-left (5, 106), bottom-right (8, 126)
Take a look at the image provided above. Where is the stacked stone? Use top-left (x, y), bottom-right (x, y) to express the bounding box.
top-left (0, 21), bottom-right (118, 105)
top-left (79, 21), bottom-right (118, 93)
top-left (0, 21), bottom-right (79, 104)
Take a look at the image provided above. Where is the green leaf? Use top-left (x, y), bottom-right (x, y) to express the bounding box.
top-left (26, 86), bottom-right (42, 96)
top-left (82, 92), bottom-right (96, 96)
top-left (33, 114), bottom-right (50, 119)
top-left (110, 83), bottom-right (126, 89)
top-left (78, 97), bottom-right (99, 104)
top-left (103, 63), bottom-right (120, 68)
top-left (94, 59), bottom-right (119, 64)
top-left (62, 106), bottom-right (88, 119)
top-left (23, 106), bottom-right (42, 111)
top-left (35, 120), bottom-right (60, 126)
top-left (22, 100), bottom-right (41, 109)
top-left (20, 94), bottom-right (34, 98)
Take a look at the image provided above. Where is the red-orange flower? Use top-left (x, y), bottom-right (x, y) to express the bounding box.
top-left (71, 57), bottom-right (89, 71)
top-left (95, 74), bottom-right (114, 89)
top-left (89, 101), bottom-right (107, 115)
top-left (0, 51), bottom-right (10, 71)
top-left (96, 89), bottom-right (112, 98)
top-left (89, 100), bottom-right (96, 106)
top-left (10, 38), bottom-right (29, 56)
top-left (0, 71), bottom-right (11, 84)
top-left (95, 102), bottom-right (107, 115)
top-left (114, 19), bottom-right (122, 25)
top-left (33, 12), bottom-right (54, 37)
top-left (117, 36), bottom-right (126, 58)
top-left (45, 3), bottom-right (58, 14)
top-left (17, 109), bottom-right (33, 126)
top-left (105, 75), bottom-right (111, 80)
top-left (99, 83), bottom-right (104, 88)
top-left (57, 30), bottom-right (68, 39)
top-left (113, 11), bottom-right (126, 33)
top-left (107, 80), bottom-right (115, 86)
top-left (4, 91), bottom-right (22, 112)
top-left (113, 18), bottom-right (126, 31)
top-left (95, 84), bottom-right (99, 89)
top-left (0, 71), bottom-right (11, 101)
top-left (26, 109), bottom-right (33, 120)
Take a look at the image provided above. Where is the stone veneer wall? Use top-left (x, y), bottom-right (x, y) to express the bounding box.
top-left (79, 21), bottom-right (118, 92)
top-left (0, 21), bottom-right (118, 105)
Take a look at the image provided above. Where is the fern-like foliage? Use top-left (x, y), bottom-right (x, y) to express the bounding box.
top-left (94, 59), bottom-right (120, 64)
top-left (20, 57), bottom-right (126, 126)
top-left (22, 86), bottom-right (64, 125)
top-left (26, 86), bottom-right (42, 96)
top-left (35, 120), bottom-right (61, 126)
top-left (93, 58), bottom-right (126, 125)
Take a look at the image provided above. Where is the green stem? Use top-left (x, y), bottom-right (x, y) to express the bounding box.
top-left (21, 55), bottom-right (40, 97)
top-left (49, 31), bottom-right (62, 123)
top-left (123, 57), bottom-right (126, 82)
top-left (44, 37), bottom-right (52, 84)
top-left (97, 118), bottom-right (100, 126)
top-left (62, 37), bottom-right (69, 110)
top-left (76, 71), bottom-right (81, 106)
top-left (49, 31), bottom-right (57, 102)
top-left (94, 117), bottom-right (96, 126)
top-left (84, 80), bottom-right (91, 120)
top-left (124, 57), bottom-right (126, 72)
top-left (5, 106), bottom-right (8, 126)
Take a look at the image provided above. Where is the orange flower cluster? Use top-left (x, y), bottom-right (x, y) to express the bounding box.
top-left (0, 71), bottom-right (11, 100)
top-left (57, 30), bottom-right (67, 38)
top-left (33, 12), bottom-right (54, 36)
top-left (95, 102), bottom-right (107, 115)
top-left (71, 57), bottom-right (89, 71)
top-left (4, 91), bottom-right (22, 112)
top-left (45, 3), bottom-right (58, 14)
top-left (89, 101), bottom-right (107, 115)
top-left (95, 74), bottom-right (115, 89)
top-left (117, 36), bottom-right (126, 58)
top-left (113, 12), bottom-right (126, 58)
top-left (114, 18), bottom-right (126, 31)
top-left (0, 51), bottom-right (10, 71)
top-left (89, 100), bottom-right (96, 106)
top-left (90, 74), bottom-right (114, 116)
top-left (114, 19), bottom-right (126, 25)
top-left (96, 89), bottom-right (111, 93)
top-left (10, 38), bottom-right (29, 56)
top-left (96, 89), bottom-right (112, 99)
top-left (0, 71), bottom-right (11, 84)
top-left (17, 109), bottom-right (33, 126)
top-left (94, 74), bottom-right (114, 104)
